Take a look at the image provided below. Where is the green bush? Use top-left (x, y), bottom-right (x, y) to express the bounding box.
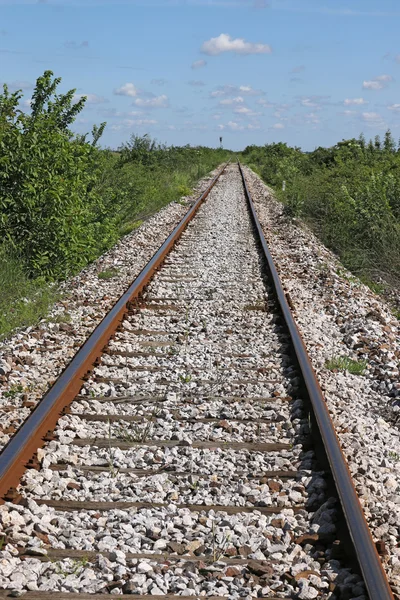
top-left (0, 71), bottom-right (109, 280)
top-left (240, 135), bottom-right (400, 287)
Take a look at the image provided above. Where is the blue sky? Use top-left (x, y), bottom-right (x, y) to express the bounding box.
top-left (1, 0), bottom-right (400, 150)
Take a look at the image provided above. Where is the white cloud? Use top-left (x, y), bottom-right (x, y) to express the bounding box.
top-left (217, 120), bottom-right (245, 131)
top-left (305, 112), bottom-right (320, 124)
top-left (301, 98), bottom-right (319, 108)
top-left (114, 82), bottom-right (138, 97)
top-left (376, 74), bottom-right (393, 82)
top-left (110, 118), bottom-right (157, 131)
top-left (234, 106), bottom-right (252, 114)
top-left (272, 123), bottom-right (285, 129)
top-left (201, 33), bottom-right (272, 56)
top-left (362, 111), bottom-right (382, 121)
top-left (191, 59), bottom-right (207, 69)
top-left (210, 84), bottom-right (264, 98)
top-left (344, 98), bottom-right (367, 105)
top-left (362, 111), bottom-right (386, 128)
top-left (342, 110), bottom-right (357, 116)
top-left (363, 75), bottom-right (393, 90)
top-left (257, 98), bottom-right (274, 108)
top-left (388, 104), bottom-right (400, 112)
top-left (73, 93), bottom-right (108, 104)
top-left (363, 80), bottom-right (383, 90)
top-left (133, 94), bottom-right (169, 108)
top-left (234, 106), bottom-right (261, 117)
top-left (219, 96), bottom-right (244, 105)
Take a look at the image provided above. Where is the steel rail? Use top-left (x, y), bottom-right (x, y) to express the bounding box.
top-left (238, 161), bottom-right (394, 600)
top-left (0, 162), bottom-right (229, 499)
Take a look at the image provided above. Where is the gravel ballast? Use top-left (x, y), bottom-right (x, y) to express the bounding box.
top-left (0, 165), bottom-right (367, 597)
top-left (0, 168), bottom-right (222, 451)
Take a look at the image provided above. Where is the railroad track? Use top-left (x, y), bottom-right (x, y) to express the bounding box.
top-left (0, 163), bottom-right (394, 599)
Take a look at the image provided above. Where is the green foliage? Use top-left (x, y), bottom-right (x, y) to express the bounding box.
top-left (96, 137), bottom-right (231, 231)
top-left (325, 355), bottom-right (367, 375)
top-left (240, 132), bottom-right (400, 287)
top-left (0, 70), bottom-right (110, 280)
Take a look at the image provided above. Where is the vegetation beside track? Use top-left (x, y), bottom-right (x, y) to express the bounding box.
top-left (0, 71), bottom-right (231, 339)
top-left (240, 137), bottom-right (400, 293)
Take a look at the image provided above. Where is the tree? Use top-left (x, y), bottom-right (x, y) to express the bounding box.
top-left (383, 129), bottom-right (396, 153)
top-left (0, 71), bottom-right (108, 279)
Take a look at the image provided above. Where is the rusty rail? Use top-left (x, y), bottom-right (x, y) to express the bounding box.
top-left (238, 161), bottom-right (394, 600)
top-left (0, 162), bottom-right (228, 499)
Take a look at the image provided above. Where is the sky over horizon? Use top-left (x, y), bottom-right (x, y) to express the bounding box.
top-left (1, 0), bottom-right (400, 150)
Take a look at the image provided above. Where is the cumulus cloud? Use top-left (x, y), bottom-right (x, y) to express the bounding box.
top-left (191, 59), bottom-right (207, 69)
top-left (301, 97), bottom-right (320, 109)
top-left (219, 96), bottom-right (245, 105)
top-left (73, 93), bottom-right (108, 104)
top-left (362, 111), bottom-right (386, 128)
top-left (305, 112), bottom-right (320, 124)
top-left (110, 118), bottom-right (157, 131)
top-left (363, 75), bottom-right (393, 90)
top-left (210, 84), bottom-right (264, 98)
top-left (218, 120), bottom-right (261, 131)
top-left (298, 96), bottom-right (329, 110)
top-left (272, 123), bottom-right (284, 129)
top-left (114, 82), bottom-right (138, 97)
top-left (363, 80), bottom-right (383, 90)
top-left (133, 94), bottom-right (169, 108)
top-left (234, 106), bottom-right (261, 116)
top-left (388, 104), bottom-right (400, 112)
top-left (257, 98), bottom-right (274, 108)
top-left (344, 98), bottom-right (367, 105)
top-left (201, 33), bottom-right (272, 56)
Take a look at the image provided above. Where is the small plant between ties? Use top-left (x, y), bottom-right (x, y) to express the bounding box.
top-left (325, 355), bottom-right (367, 375)
top-left (97, 268), bottom-right (120, 280)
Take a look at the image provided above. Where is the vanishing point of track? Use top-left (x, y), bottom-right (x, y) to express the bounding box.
top-left (0, 163), bottom-right (394, 598)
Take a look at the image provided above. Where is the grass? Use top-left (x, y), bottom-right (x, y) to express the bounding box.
top-left (97, 268), bottom-right (120, 280)
top-left (325, 355), bottom-right (367, 375)
top-left (0, 247), bottom-right (58, 341)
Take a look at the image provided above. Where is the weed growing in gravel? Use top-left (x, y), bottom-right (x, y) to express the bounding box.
top-left (116, 407), bottom-right (161, 443)
top-left (179, 373), bottom-right (192, 384)
top-left (3, 384), bottom-right (25, 399)
top-left (388, 451), bottom-right (400, 462)
top-left (210, 521), bottom-right (232, 563)
top-left (97, 268), bottom-right (120, 280)
top-left (48, 312), bottom-right (72, 324)
top-left (325, 355), bottom-right (367, 375)
top-left (53, 556), bottom-right (89, 577)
